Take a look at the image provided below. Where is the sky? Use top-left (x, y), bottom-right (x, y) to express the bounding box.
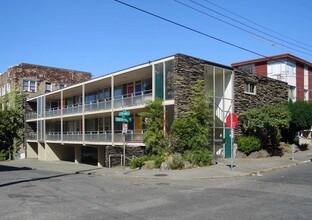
top-left (1, 0), bottom-right (312, 78)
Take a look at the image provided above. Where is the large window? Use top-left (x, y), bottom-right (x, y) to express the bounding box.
top-left (23, 80), bottom-right (37, 92)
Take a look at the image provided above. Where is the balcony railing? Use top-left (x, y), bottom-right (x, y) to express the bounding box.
top-left (26, 112), bottom-right (37, 120)
top-left (63, 103), bottom-right (83, 115)
top-left (46, 107), bottom-right (61, 117)
top-left (46, 132), bottom-right (61, 141)
top-left (85, 131), bottom-right (112, 142)
top-left (84, 99), bottom-right (112, 112)
top-left (114, 130), bottom-right (144, 143)
top-left (63, 131), bottom-right (83, 142)
top-left (28, 130), bottom-right (144, 143)
top-left (114, 91), bottom-right (152, 108)
top-left (26, 132), bottom-right (37, 140)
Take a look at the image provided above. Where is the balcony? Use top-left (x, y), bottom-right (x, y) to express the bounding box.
top-left (46, 107), bottom-right (61, 118)
top-left (114, 91), bottom-right (152, 109)
top-left (114, 130), bottom-right (144, 143)
top-left (26, 132), bottom-right (37, 140)
top-left (63, 131), bottom-right (83, 142)
top-left (84, 99), bottom-right (112, 113)
top-left (46, 132), bottom-right (61, 141)
top-left (85, 131), bottom-right (112, 142)
top-left (63, 103), bottom-right (83, 115)
top-left (26, 112), bottom-right (37, 120)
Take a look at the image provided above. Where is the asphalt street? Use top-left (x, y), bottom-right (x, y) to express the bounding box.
top-left (0, 162), bottom-right (311, 219)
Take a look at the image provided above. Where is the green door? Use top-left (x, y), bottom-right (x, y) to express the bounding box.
top-left (224, 128), bottom-right (232, 158)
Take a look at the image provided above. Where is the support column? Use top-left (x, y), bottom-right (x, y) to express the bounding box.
top-left (26, 142), bottom-right (38, 159)
top-left (75, 146), bottom-right (81, 164)
top-left (98, 147), bottom-right (105, 167)
top-left (38, 142), bottom-right (45, 161)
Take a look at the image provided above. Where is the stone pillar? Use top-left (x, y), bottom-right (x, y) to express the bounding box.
top-left (75, 146), bottom-right (81, 164)
top-left (98, 147), bottom-right (105, 167)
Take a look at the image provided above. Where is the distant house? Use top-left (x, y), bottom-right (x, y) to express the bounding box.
top-left (232, 54), bottom-right (312, 101)
top-left (24, 54), bottom-right (287, 166)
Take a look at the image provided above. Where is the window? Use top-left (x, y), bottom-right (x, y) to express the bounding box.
top-left (6, 82), bottom-right (10, 93)
top-left (59, 84), bottom-right (66, 89)
top-left (1, 85), bottom-right (5, 96)
top-left (244, 82), bottom-right (256, 94)
top-left (45, 82), bottom-right (52, 93)
top-left (288, 86), bottom-right (296, 100)
top-left (238, 64), bottom-right (255, 74)
top-left (23, 80), bottom-right (37, 92)
top-left (304, 89), bottom-right (308, 101)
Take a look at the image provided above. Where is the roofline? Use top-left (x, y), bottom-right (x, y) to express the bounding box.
top-left (232, 54), bottom-right (312, 67)
top-left (13, 63), bottom-right (91, 74)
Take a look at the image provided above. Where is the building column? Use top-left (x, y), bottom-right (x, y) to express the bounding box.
top-left (38, 142), bottom-right (46, 161)
top-left (26, 142), bottom-right (38, 159)
top-left (75, 146), bottom-right (81, 164)
top-left (98, 147), bottom-right (105, 167)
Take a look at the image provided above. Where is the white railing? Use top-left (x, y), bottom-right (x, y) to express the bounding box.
top-left (84, 99), bottom-right (112, 112)
top-left (114, 130), bottom-right (144, 143)
top-left (46, 107), bottom-right (61, 117)
top-left (26, 112), bottom-right (37, 120)
top-left (85, 131), bottom-right (112, 142)
top-left (63, 103), bottom-right (83, 115)
top-left (46, 132), bottom-right (61, 141)
top-left (63, 131), bottom-right (83, 141)
top-left (114, 90), bottom-right (152, 108)
top-left (26, 132), bottom-right (37, 140)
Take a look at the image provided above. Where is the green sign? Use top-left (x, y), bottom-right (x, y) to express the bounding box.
top-left (115, 117), bottom-right (132, 123)
top-left (119, 111), bottom-right (130, 117)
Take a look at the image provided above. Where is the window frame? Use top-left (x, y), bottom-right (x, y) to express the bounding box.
top-left (244, 82), bottom-right (256, 95)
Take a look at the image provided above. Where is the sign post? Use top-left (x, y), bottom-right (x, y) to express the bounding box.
top-left (225, 113), bottom-right (238, 171)
top-left (115, 109), bottom-right (131, 174)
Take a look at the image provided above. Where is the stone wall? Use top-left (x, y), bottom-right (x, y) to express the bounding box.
top-left (234, 70), bottom-right (288, 135)
top-left (105, 145), bottom-right (145, 167)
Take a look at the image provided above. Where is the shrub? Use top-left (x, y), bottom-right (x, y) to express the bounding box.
top-left (153, 155), bottom-right (165, 168)
top-left (129, 156), bottom-right (149, 169)
top-left (183, 148), bottom-right (212, 167)
top-left (170, 155), bottom-right (185, 170)
top-left (298, 143), bottom-right (309, 151)
top-left (0, 150), bottom-right (9, 161)
top-left (237, 136), bottom-right (261, 155)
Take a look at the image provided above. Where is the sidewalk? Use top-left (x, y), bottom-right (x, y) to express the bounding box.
top-left (1, 147), bottom-right (311, 180)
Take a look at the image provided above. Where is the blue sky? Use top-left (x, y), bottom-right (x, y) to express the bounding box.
top-left (1, 0), bottom-right (312, 77)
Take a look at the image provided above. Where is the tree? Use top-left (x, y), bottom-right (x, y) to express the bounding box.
top-left (241, 104), bottom-right (290, 150)
top-left (140, 98), bottom-right (168, 156)
top-left (283, 100), bottom-right (312, 142)
top-left (0, 91), bottom-right (25, 160)
top-left (171, 80), bottom-right (212, 152)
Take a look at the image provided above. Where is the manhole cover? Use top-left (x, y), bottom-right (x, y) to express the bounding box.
top-left (154, 174), bottom-right (168, 177)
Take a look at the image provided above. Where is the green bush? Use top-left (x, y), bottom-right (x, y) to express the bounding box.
top-left (129, 156), bottom-right (149, 169)
top-left (0, 150), bottom-right (9, 161)
top-left (183, 149), bottom-right (212, 167)
top-left (237, 136), bottom-right (261, 155)
top-left (152, 155), bottom-right (165, 168)
top-left (170, 155), bottom-right (185, 170)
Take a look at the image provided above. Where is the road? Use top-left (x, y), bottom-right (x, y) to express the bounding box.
top-left (0, 163), bottom-right (311, 219)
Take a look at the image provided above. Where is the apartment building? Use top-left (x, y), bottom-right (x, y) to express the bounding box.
top-left (232, 54), bottom-right (312, 101)
top-left (25, 54), bottom-right (288, 167)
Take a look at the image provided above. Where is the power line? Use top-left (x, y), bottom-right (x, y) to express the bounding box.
top-left (203, 0), bottom-right (312, 49)
top-left (179, 0), bottom-right (312, 56)
top-left (114, 0), bottom-right (267, 58)
top-left (114, 0), bottom-right (312, 76)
